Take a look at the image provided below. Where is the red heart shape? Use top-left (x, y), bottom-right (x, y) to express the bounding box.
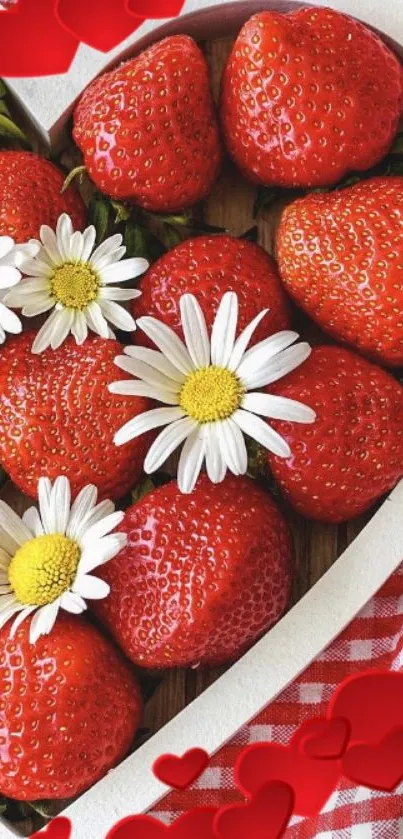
top-left (329, 670), bottom-right (403, 746)
top-left (214, 781), bottom-right (294, 839)
top-left (56, 0), bottom-right (144, 53)
top-left (299, 717), bottom-right (350, 760)
top-left (0, 0), bottom-right (79, 76)
top-left (126, 0), bottom-right (185, 19)
top-left (105, 808), bottom-right (217, 839)
top-left (235, 720), bottom-right (341, 817)
top-left (153, 748), bottom-right (209, 790)
top-left (30, 817), bottom-right (71, 839)
top-left (342, 727), bottom-right (403, 792)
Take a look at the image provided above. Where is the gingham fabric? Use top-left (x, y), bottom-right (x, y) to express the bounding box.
top-left (150, 562), bottom-right (403, 837)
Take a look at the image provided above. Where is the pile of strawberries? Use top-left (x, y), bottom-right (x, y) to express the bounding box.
top-left (0, 5), bottom-right (402, 824)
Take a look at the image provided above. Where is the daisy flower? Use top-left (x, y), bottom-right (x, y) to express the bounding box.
top-left (0, 236), bottom-right (38, 344)
top-left (110, 292), bottom-right (316, 494)
top-left (0, 476), bottom-right (127, 644)
top-left (4, 213), bottom-right (149, 354)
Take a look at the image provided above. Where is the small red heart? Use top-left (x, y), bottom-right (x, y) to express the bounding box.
top-left (329, 670), bottom-right (403, 746)
top-left (56, 0), bottom-right (144, 53)
top-left (153, 748), bottom-right (209, 790)
top-left (105, 808), bottom-right (217, 839)
top-left (342, 727), bottom-right (403, 792)
top-left (299, 717), bottom-right (350, 760)
top-left (0, 0), bottom-right (79, 76)
top-left (235, 720), bottom-right (341, 817)
top-left (214, 781), bottom-right (294, 839)
top-left (30, 817), bottom-right (71, 839)
top-left (126, 0), bottom-right (185, 19)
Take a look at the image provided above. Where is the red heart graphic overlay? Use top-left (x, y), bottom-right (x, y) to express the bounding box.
top-left (0, 0), bottom-right (79, 76)
top-left (30, 817), bottom-right (72, 839)
top-left (342, 727), bottom-right (403, 792)
top-left (153, 748), bottom-right (209, 790)
top-left (105, 808), bottom-right (217, 839)
top-left (236, 719), bottom-right (342, 817)
top-left (299, 717), bottom-right (350, 760)
top-left (56, 0), bottom-right (144, 53)
top-left (126, 0), bottom-right (185, 19)
top-left (329, 670), bottom-right (403, 746)
top-left (214, 781), bottom-right (294, 839)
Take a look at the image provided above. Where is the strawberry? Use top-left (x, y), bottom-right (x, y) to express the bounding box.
top-left (0, 332), bottom-right (151, 501)
top-left (0, 152), bottom-right (86, 243)
top-left (93, 475), bottom-right (293, 669)
top-left (133, 235), bottom-right (291, 347)
top-left (277, 177), bottom-right (403, 367)
top-left (220, 8), bottom-right (403, 188)
top-left (0, 615), bottom-right (142, 800)
top-left (266, 346), bottom-right (403, 522)
top-left (73, 36), bottom-right (222, 212)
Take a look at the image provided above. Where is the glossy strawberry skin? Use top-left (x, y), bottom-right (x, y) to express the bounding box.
top-left (0, 152), bottom-right (86, 243)
top-left (267, 346), bottom-right (403, 523)
top-left (133, 235), bottom-right (290, 347)
top-left (93, 475), bottom-right (293, 669)
top-left (0, 332), bottom-right (151, 502)
top-left (277, 177), bottom-right (403, 367)
top-left (221, 8), bottom-right (403, 188)
top-left (73, 36), bottom-right (222, 212)
top-left (0, 615), bottom-right (142, 800)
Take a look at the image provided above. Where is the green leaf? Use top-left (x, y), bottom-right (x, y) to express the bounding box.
top-left (0, 100), bottom-right (10, 118)
top-left (241, 225), bottom-right (259, 242)
top-left (156, 212), bottom-right (192, 226)
top-left (0, 113), bottom-right (30, 146)
top-left (88, 196), bottom-right (110, 244)
top-left (0, 80), bottom-right (7, 99)
top-left (61, 165), bottom-right (87, 194)
top-left (111, 200), bottom-right (131, 224)
top-left (162, 223), bottom-right (183, 249)
top-left (391, 131), bottom-right (403, 155)
top-left (124, 222), bottom-right (147, 258)
top-left (132, 478), bottom-right (156, 505)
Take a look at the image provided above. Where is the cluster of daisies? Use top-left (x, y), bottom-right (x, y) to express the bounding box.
top-left (0, 214), bottom-right (316, 643)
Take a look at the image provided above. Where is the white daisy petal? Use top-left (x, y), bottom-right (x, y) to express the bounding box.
top-left (0, 549), bottom-right (11, 571)
top-left (22, 507), bottom-right (45, 538)
top-left (50, 308), bottom-right (75, 350)
top-left (180, 294), bottom-right (210, 368)
top-left (217, 418), bottom-right (248, 476)
top-left (66, 484), bottom-right (98, 539)
top-left (100, 287), bottom-right (141, 302)
top-left (56, 214), bottom-right (74, 261)
top-left (85, 301), bottom-right (110, 339)
top-left (50, 476), bottom-right (71, 535)
top-left (38, 476), bottom-right (54, 534)
top-left (0, 266), bottom-right (21, 290)
top-left (81, 511), bottom-right (124, 545)
top-left (115, 405), bottom-right (185, 446)
top-left (80, 500), bottom-right (115, 533)
top-left (228, 309), bottom-right (269, 371)
top-left (144, 416), bottom-right (198, 474)
top-left (22, 297), bottom-right (56, 318)
top-left (98, 299), bottom-right (136, 332)
top-left (177, 426), bottom-right (206, 494)
top-left (92, 246), bottom-right (127, 272)
top-left (205, 423), bottom-right (227, 484)
top-left (0, 501), bottom-right (32, 547)
top-left (60, 591), bottom-right (87, 614)
top-left (71, 310), bottom-right (88, 345)
top-left (242, 392), bottom-right (316, 423)
top-left (10, 607), bottom-right (36, 638)
top-left (124, 346), bottom-right (186, 384)
top-left (109, 380), bottom-right (180, 405)
top-left (137, 317), bottom-right (193, 375)
top-left (211, 291), bottom-right (238, 367)
top-left (29, 600), bottom-right (60, 644)
top-left (114, 355), bottom-right (180, 394)
top-left (101, 257), bottom-right (149, 284)
top-left (233, 409), bottom-right (291, 458)
top-left (81, 226), bottom-right (97, 262)
top-left (40, 225), bottom-right (62, 264)
top-left (0, 302), bottom-right (22, 335)
top-left (78, 533), bottom-right (126, 574)
top-left (0, 237), bottom-right (14, 260)
top-left (69, 231), bottom-right (84, 262)
top-left (244, 343), bottom-right (312, 390)
top-left (32, 309), bottom-right (64, 354)
top-left (90, 234), bottom-right (123, 267)
top-left (236, 331), bottom-right (299, 383)
top-left (73, 574), bottom-right (110, 600)
top-left (0, 326), bottom-right (5, 345)
top-left (0, 601), bottom-right (23, 630)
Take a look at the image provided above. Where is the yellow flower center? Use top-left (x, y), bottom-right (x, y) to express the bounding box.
top-left (8, 534), bottom-right (81, 606)
top-left (179, 366), bottom-right (244, 423)
top-left (51, 262), bottom-right (100, 310)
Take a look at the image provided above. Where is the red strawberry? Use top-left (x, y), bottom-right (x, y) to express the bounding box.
top-left (220, 8), bottom-right (403, 188)
top-left (93, 475), bottom-right (293, 669)
top-left (133, 235), bottom-right (291, 348)
top-left (0, 152), bottom-right (86, 243)
top-left (0, 332), bottom-right (151, 501)
top-left (277, 177), bottom-right (403, 367)
top-left (73, 36), bottom-right (222, 212)
top-left (266, 346), bottom-right (403, 522)
top-left (0, 615), bottom-right (142, 800)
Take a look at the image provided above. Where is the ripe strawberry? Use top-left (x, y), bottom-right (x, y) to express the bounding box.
top-left (0, 615), bottom-right (142, 800)
top-left (221, 8), bottom-right (403, 188)
top-left (277, 177), bottom-right (403, 367)
top-left (0, 152), bottom-right (86, 243)
top-left (93, 475), bottom-right (293, 669)
top-left (73, 36), bottom-right (222, 212)
top-left (133, 235), bottom-right (291, 347)
top-left (266, 346), bottom-right (403, 522)
top-left (0, 332), bottom-right (151, 501)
